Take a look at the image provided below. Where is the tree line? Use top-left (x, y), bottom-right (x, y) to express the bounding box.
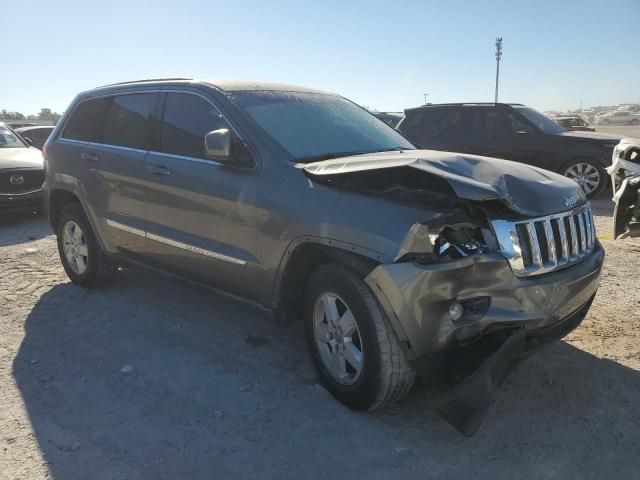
top-left (0, 108), bottom-right (62, 124)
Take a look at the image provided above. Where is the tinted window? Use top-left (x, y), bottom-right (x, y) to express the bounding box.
top-left (439, 108), bottom-right (484, 134)
top-left (102, 94), bottom-right (155, 149)
top-left (512, 106), bottom-right (566, 134)
top-left (62, 97), bottom-right (111, 142)
top-left (506, 112), bottom-right (532, 134)
top-left (33, 128), bottom-right (52, 140)
top-left (160, 93), bottom-right (229, 159)
top-left (485, 110), bottom-right (503, 137)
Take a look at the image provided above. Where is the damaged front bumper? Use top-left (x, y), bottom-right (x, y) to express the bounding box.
top-left (364, 243), bottom-right (604, 434)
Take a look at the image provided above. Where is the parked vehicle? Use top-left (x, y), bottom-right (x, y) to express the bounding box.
top-left (596, 111), bottom-right (640, 125)
top-left (608, 139), bottom-right (640, 239)
top-left (554, 115), bottom-right (595, 132)
top-left (44, 80), bottom-right (604, 434)
top-left (0, 122), bottom-right (45, 212)
top-left (15, 126), bottom-right (55, 150)
top-left (373, 112), bottom-right (404, 128)
top-left (397, 103), bottom-right (622, 197)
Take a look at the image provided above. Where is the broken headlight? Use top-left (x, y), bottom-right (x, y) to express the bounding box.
top-left (431, 225), bottom-right (488, 258)
top-left (396, 222), bottom-right (497, 264)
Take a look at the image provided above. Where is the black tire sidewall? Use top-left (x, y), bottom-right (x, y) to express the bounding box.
top-left (56, 203), bottom-right (102, 285)
top-left (303, 264), bottom-right (384, 410)
top-left (562, 158), bottom-right (607, 198)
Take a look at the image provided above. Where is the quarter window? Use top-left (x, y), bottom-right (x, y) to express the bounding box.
top-left (102, 94), bottom-right (155, 150)
top-left (62, 97), bottom-right (111, 142)
top-left (159, 93), bottom-right (229, 159)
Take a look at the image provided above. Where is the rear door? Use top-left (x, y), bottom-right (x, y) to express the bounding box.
top-left (399, 107), bottom-right (486, 154)
top-left (62, 92), bottom-right (158, 254)
top-left (482, 108), bottom-right (548, 168)
top-left (142, 90), bottom-right (260, 300)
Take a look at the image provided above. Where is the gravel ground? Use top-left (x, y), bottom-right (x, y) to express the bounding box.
top-left (1, 196), bottom-right (639, 480)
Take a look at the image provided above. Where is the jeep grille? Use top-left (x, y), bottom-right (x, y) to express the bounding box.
top-left (491, 204), bottom-right (595, 276)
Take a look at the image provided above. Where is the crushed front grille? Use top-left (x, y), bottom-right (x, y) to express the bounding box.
top-left (491, 204), bottom-right (596, 276)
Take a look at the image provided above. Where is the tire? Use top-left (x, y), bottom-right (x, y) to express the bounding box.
top-left (56, 203), bottom-right (110, 287)
top-left (631, 118), bottom-right (639, 125)
top-left (304, 262), bottom-right (415, 411)
top-left (562, 158), bottom-right (607, 198)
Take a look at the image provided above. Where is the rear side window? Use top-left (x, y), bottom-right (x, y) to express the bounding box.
top-left (438, 108), bottom-right (484, 134)
top-left (159, 93), bottom-right (229, 159)
top-left (62, 97), bottom-right (111, 142)
top-left (102, 94), bottom-right (155, 150)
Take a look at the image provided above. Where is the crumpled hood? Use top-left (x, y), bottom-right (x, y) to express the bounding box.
top-left (299, 150), bottom-right (586, 217)
top-left (0, 147), bottom-right (43, 170)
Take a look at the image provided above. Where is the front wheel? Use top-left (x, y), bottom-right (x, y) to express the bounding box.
top-left (304, 263), bottom-right (415, 411)
top-left (562, 159), bottom-right (606, 198)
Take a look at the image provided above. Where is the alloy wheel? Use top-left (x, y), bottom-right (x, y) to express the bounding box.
top-left (564, 163), bottom-right (601, 196)
top-left (313, 292), bottom-right (364, 385)
top-left (62, 220), bottom-right (89, 274)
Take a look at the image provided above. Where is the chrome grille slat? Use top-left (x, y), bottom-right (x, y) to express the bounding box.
top-left (556, 218), bottom-right (569, 264)
top-left (543, 219), bottom-right (557, 267)
top-left (525, 222), bottom-right (542, 268)
top-left (577, 213), bottom-right (587, 256)
top-left (491, 204), bottom-right (596, 277)
top-left (568, 216), bottom-right (579, 260)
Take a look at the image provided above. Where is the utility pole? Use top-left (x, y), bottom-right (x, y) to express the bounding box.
top-left (494, 37), bottom-right (503, 103)
top-left (423, 92), bottom-right (429, 105)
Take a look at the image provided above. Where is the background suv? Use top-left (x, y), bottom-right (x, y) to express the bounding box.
top-left (397, 103), bottom-right (621, 197)
top-left (43, 80), bottom-right (603, 433)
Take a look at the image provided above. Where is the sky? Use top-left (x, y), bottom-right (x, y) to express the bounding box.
top-left (1, 0), bottom-right (639, 115)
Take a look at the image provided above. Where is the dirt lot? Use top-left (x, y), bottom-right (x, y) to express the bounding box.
top-left (1, 195), bottom-right (639, 480)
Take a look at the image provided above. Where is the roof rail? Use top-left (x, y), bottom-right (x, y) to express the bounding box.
top-left (97, 77), bottom-right (194, 88)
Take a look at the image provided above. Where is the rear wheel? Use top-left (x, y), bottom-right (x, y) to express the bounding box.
top-left (563, 159), bottom-right (606, 198)
top-left (304, 263), bottom-right (415, 411)
top-left (56, 203), bottom-right (110, 286)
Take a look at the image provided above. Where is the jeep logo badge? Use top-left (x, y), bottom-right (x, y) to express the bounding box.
top-left (563, 195), bottom-right (577, 208)
top-left (9, 174), bottom-right (24, 185)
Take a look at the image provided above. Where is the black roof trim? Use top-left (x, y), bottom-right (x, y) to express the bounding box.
top-left (405, 102), bottom-right (524, 112)
top-left (96, 77), bottom-right (194, 88)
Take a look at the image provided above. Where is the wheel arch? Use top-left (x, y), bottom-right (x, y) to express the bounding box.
top-left (272, 237), bottom-right (387, 326)
top-left (47, 185), bottom-right (108, 252)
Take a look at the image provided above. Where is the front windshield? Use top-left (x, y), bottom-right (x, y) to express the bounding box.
top-left (231, 91), bottom-right (414, 162)
top-left (514, 107), bottom-right (566, 134)
top-left (0, 124), bottom-right (27, 148)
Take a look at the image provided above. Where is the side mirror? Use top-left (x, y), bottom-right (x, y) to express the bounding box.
top-left (205, 128), bottom-right (231, 160)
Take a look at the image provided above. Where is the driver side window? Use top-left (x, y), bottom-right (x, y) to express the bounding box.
top-left (506, 113), bottom-right (532, 134)
top-left (160, 93), bottom-right (230, 159)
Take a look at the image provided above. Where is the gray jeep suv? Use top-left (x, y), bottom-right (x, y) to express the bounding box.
top-left (43, 79), bottom-right (604, 434)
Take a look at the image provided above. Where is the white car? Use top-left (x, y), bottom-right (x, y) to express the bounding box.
top-left (596, 111), bottom-right (640, 125)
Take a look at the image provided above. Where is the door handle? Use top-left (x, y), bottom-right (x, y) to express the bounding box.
top-left (81, 153), bottom-right (99, 162)
top-left (145, 164), bottom-right (172, 176)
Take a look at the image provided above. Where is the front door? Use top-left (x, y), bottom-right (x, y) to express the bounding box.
top-left (142, 90), bottom-right (260, 300)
